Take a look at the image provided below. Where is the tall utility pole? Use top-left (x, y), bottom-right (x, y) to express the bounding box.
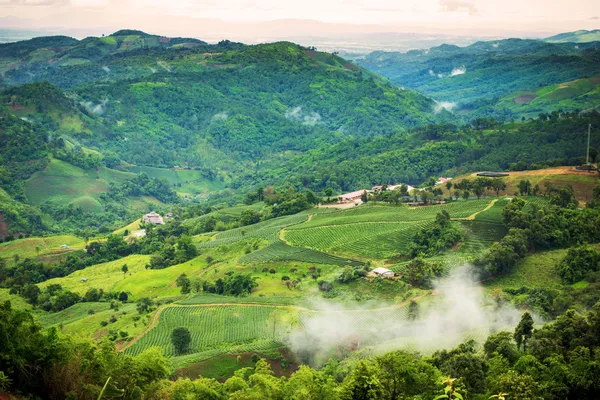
top-left (586, 123), bottom-right (592, 165)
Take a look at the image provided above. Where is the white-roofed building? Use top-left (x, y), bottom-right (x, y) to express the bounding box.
top-left (371, 267), bottom-right (395, 277)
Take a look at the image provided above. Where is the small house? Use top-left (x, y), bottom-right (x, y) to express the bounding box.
top-left (142, 211), bottom-right (164, 225)
top-left (80, 278), bottom-right (88, 282)
top-left (338, 189), bottom-right (371, 204)
top-left (371, 267), bottom-right (395, 277)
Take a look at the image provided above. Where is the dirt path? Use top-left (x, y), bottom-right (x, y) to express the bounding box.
top-left (279, 213), bottom-right (313, 244)
top-left (453, 198), bottom-right (498, 221)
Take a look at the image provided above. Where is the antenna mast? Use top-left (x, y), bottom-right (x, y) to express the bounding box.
top-left (586, 123), bottom-right (591, 165)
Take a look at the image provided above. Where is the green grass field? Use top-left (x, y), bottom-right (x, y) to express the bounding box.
top-left (39, 254), bottom-right (152, 297)
top-left (0, 234), bottom-right (85, 261)
top-left (484, 249), bottom-right (566, 290)
top-left (25, 158), bottom-right (134, 212)
top-left (125, 165), bottom-right (225, 197)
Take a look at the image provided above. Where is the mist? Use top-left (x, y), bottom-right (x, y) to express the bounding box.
top-left (450, 65), bottom-right (467, 76)
top-left (434, 101), bottom-right (457, 113)
top-left (287, 265), bottom-right (527, 365)
top-left (82, 98), bottom-right (109, 115)
top-left (285, 106), bottom-right (322, 125)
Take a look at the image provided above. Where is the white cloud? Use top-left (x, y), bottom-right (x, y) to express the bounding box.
top-left (439, 0), bottom-right (479, 16)
top-left (450, 65), bottom-right (466, 76)
top-left (434, 101), bottom-right (457, 113)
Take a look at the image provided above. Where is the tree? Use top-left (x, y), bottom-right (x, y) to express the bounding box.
top-left (491, 178), bottom-right (507, 196)
top-left (514, 312), bottom-right (534, 351)
top-left (176, 273), bottom-right (192, 294)
top-left (118, 291), bottom-right (128, 302)
top-left (518, 180), bottom-right (531, 196)
top-left (136, 297), bottom-right (153, 314)
top-left (361, 190), bottom-right (369, 203)
top-left (338, 266), bottom-right (356, 283)
top-left (171, 327), bottom-right (191, 354)
top-left (445, 181), bottom-right (453, 192)
top-left (121, 264), bottom-right (128, 277)
top-left (342, 360), bottom-right (383, 400)
top-left (408, 300), bottom-right (420, 320)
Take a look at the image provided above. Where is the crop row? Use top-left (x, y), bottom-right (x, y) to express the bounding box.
top-left (286, 221), bottom-right (433, 259)
top-left (197, 213), bottom-right (309, 249)
top-left (291, 199), bottom-right (495, 229)
top-left (240, 241), bottom-right (361, 266)
top-left (126, 305), bottom-right (293, 357)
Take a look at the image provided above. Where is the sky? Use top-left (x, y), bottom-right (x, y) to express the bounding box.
top-left (0, 0), bottom-right (599, 40)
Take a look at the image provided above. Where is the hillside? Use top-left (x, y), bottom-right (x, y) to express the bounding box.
top-left (355, 38), bottom-right (600, 119)
top-left (546, 29), bottom-right (600, 43)
top-left (491, 75), bottom-right (600, 118)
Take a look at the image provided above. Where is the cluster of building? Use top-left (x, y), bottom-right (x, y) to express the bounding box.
top-left (337, 183), bottom-right (416, 204)
top-left (141, 211), bottom-right (173, 225)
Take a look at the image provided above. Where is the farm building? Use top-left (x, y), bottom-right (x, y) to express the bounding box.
top-left (338, 189), bottom-right (371, 204)
top-left (371, 267), bottom-right (395, 277)
top-left (477, 172), bottom-right (509, 177)
top-left (436, 177), bottom-right (452, 185)
top-left (142, 211), bottom-right (164, 225)
top-left (373, 184), bottom-right (415, 193)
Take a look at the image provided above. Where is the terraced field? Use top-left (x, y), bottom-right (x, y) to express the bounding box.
top-left (292, 200), bottom-right (494, 229)
top-left (126, 305), bottom-right (297, 357)
top-left (284, 200), bottom-right (495, 259)
top-left (240, 241), bottom-right (361, 266)
top-left (197, 213), bottom-right (309, 249)
top-left (459, 221), bottom-right (507, 254)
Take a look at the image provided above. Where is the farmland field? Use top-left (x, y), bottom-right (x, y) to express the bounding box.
top-left (484, 249), bottom-right (566, 290)
top-left (126, 305), bottom-right (298, 357)
top-left (283, 199), bottom-right (496, 259)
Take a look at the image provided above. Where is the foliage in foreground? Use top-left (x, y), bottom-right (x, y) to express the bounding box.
top-left (2, 299), bottom-right (600, 399)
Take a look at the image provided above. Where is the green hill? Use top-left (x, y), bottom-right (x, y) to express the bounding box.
top-left (546, 29), bottom-right (600, 43)
top-left (493, 75), bottom-right (600, 117)
top-left (356, 38), bottom-right (600, 119)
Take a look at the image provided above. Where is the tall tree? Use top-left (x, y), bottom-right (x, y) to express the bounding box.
top-left (171, 327), bottom-right (191, 354)
top-left (514, 312), bottom-right (534, 351)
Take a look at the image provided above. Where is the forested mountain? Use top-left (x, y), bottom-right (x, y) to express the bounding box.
top-left (355, 39), bottom-right (600, 119)
top-left (1, 30), bottom-right (600, 238)
top-left (249, 111), bottom-right (600, 192)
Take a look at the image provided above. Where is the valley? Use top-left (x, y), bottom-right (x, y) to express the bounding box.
top-left (1, 25), bottom-right (600, 400)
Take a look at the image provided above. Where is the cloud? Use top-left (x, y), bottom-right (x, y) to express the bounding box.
top-left (450, 65), bottom-right (466, 76)
top-left (439, 0), bottom-right (479, 16)
top-left (285, 106), bottom-right (322, 126)
top-left (212, 111), bottom-right (228, 121)
top-left (434, 101), bottom-right (457, 113)
top-left (0, 0), bottom-right (68, 5)
top-left (288, 265), bottom-right (528, 366)
top-left (82, 98), bottom-right (109, 115)
top-left (102, 65), bottom-right (110, 73)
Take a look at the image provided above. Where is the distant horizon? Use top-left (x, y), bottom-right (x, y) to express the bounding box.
top-left (1, 0), bottom-right (599, 45)
top-left (1, 22), bottom-right (597, 54)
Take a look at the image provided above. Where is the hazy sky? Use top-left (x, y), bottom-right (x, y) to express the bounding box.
top-left (1, 0), bottom-right (599, 37)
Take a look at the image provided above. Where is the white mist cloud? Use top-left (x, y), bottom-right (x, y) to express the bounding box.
top-left (102, 65), bottom-right (110, 73)
top-left (157, 60), bottom-right (172, 72)
top-left (82, 98), bottom-right (109, 115)
top-left (450, 65), bottom-right (467, 76)
top-left (288, 265), bottom-right (528, 365)
top-left (212, 111), bottom-right (228, 121)
top-left (285, 106), bottom-right (322, 126)
top-left (434, 101), bottom-right (457, 113)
